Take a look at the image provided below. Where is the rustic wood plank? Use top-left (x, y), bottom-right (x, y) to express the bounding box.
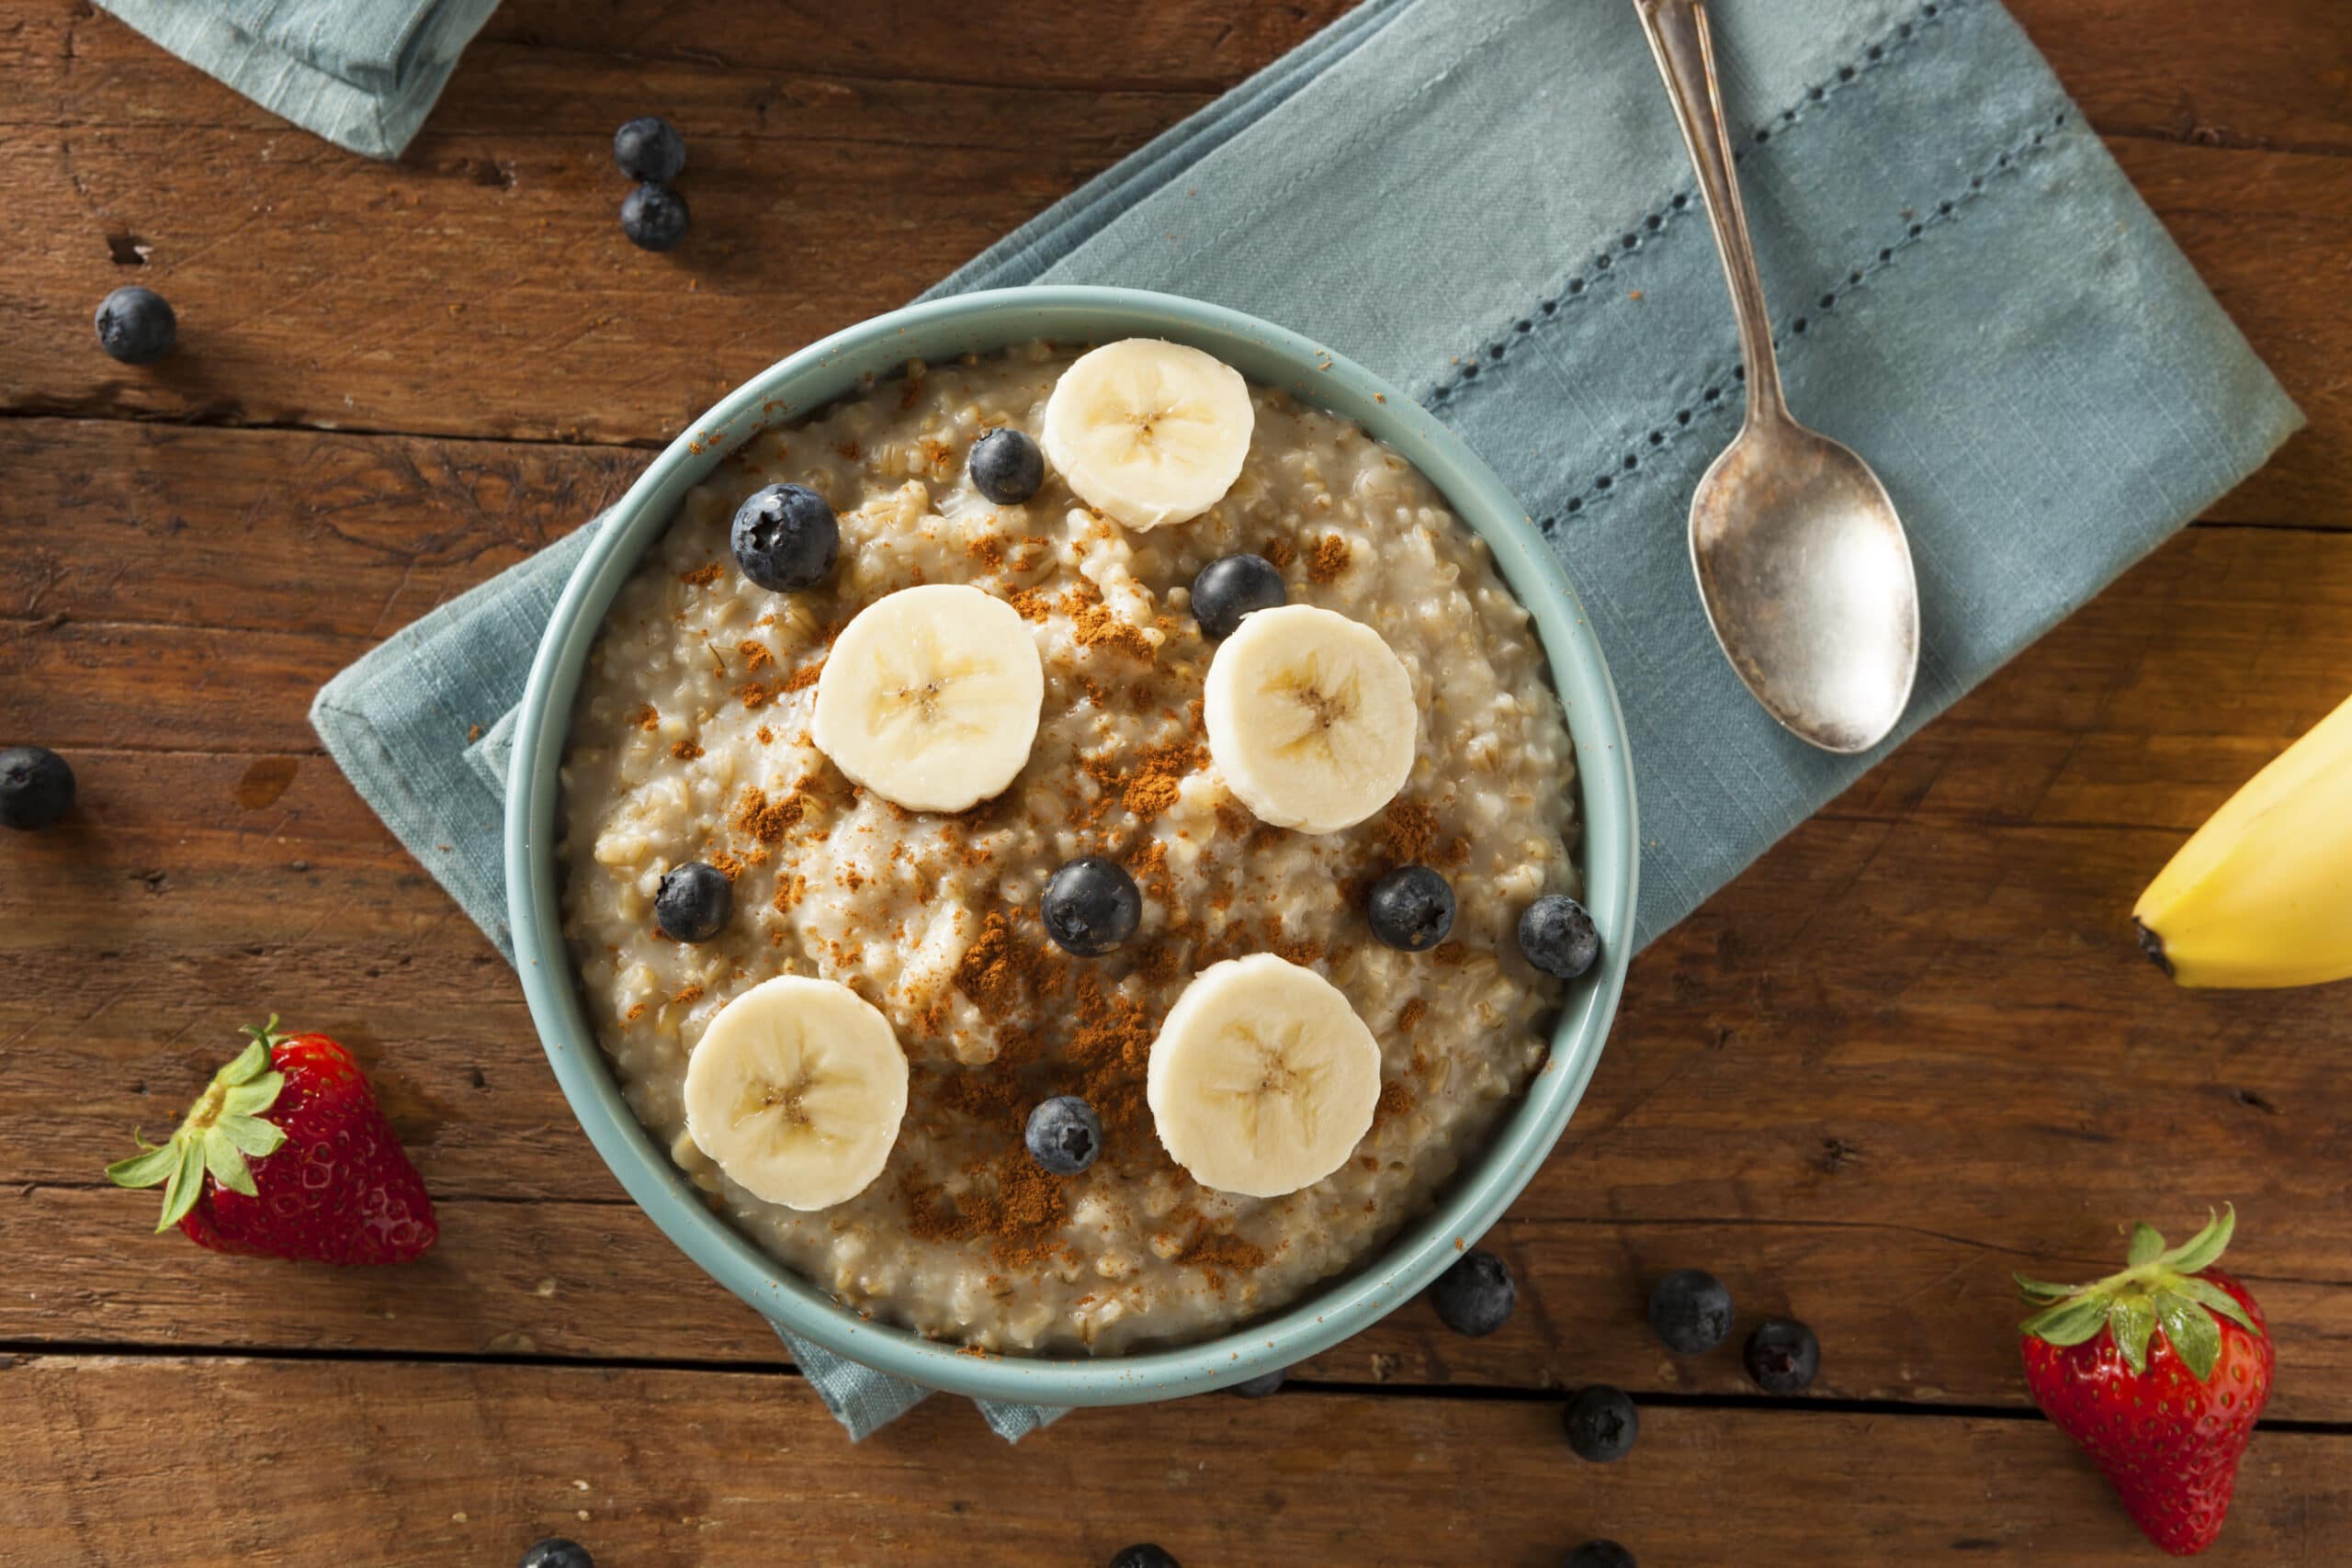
top-left (6, 1355), bottom-right (2346, 1566)
top-left (5, 524), bottom-right (2347, 1414)
top-left (0, 4), bottom-right (2343, 521)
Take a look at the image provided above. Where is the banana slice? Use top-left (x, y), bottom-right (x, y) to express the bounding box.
top-left (1203, 604), bottom-right (1418, 834)
top-left (1042, 338), bottom-right (1254, 530)
top-left (683, 976), bottom-right (910, 1212)
top-left (811, 583), bottom-right (1046, 812)
top-left (1147, 953), bottom-right (1383, 1199)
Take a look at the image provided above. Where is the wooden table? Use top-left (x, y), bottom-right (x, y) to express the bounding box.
top-left (4, 2), bottom-right (2347, 1562)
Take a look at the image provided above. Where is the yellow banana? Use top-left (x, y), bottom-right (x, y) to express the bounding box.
top-left (2133, 693), bottom-right (2352, 988)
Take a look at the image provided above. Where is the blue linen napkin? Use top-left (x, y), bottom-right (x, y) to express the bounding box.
top-left (312, 0), bottom-right (2300, 1439)
top-left (95, 0), bottom-right (497, 160)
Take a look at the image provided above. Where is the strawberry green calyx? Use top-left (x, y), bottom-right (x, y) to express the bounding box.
top-left (2016, 1205), bottom-right (2259, 1381)
top-left (105, 1019), bottom-right (290, 1232)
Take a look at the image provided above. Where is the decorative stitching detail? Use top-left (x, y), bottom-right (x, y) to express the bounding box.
top-left (1429, 0), bottom-right (1962, 410)
top-left (1532, 106), bottom-right (2070, 536)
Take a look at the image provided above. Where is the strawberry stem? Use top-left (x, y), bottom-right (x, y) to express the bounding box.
top-left (2015, 1205), bottom-right (2255, 1382)
top-left (106, 1025), bottom-right (290, 1232)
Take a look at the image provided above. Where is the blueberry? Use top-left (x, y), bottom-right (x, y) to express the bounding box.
top-left (1563, 1384), bottom-right (1639, 1462)
top-left (1042, 855), bottom-right (1142, 956)
top-left (1189, 553), bottom-right (1286, 639)
top-left (1647, 1268), bottom-right (1734, 1355)
top-left (1229, 1367), bottom-right (1285, 1398)
top-left (1566, 1542), bottom-right (1636, 1568)
top-left (655, 861), bottom-right (731, 942)
top-left (968, 428), bottom-right (1045, 505)
top-left (613, 116), bottom-right (686, 183)
top-left (1024, 1096), bottom-right (1102, 1176)
top-left (518, 1540), bottom-right (594, 1568)
top-left (0, 746), bottom-right (74, 831)
top-left (1743, 1318), bottom-right (1821, 1393)
top-left (1109, 1549), bottom-right (1180, 1568)
top-left (1429, 1247), bottom-right (1516, 1337)
top-left (620, 182), bottom-right (690, 251)
top-left (94, 286), bottom-right (175, 365)
top-left (1366, 864), bottom-right (1455, 952)
top-left (1518, 893), bottom-right (1600, 979)
top-left (730, 483), bottom-right (840, 592)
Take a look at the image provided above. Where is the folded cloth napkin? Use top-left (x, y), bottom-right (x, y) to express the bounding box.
top-left (96, 0), bottom-right (497, 159)
top-left (313, 0), bottom-right (2301, 1440)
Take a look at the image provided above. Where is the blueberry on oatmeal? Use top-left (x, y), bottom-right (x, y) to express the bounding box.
top-left (968, 427), bottom-right (1046, 504)
top-left (655, 862), bottom-right (730, 942)
top-left (730, 483), bottom-right (840, 592)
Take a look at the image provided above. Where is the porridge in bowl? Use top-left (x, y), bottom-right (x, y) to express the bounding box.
top-left (557, 338), bottom-right (1589, 1355)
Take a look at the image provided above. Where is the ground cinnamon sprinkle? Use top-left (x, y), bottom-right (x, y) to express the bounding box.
top-left (1008, 587), bottom-right (1052, 622)
top-left (1373, 1081), bottom-right (1416, 1130)
top-left (1073, 603), bottom-right (1157, 662)
top-left (679, 562), bottom-right (725, 588)
top-left (629, 705), bottom-right (661, 732)
top-left (781, 659), bottom-right (824, 693)
top-left (735, 785), bottom-right (809, 845)
top-left (1374, 797), bottom-right (1464, 867)
top-left (736, 680), bottom-right (775, 709)
top-left (1083, 739), bottom-right (1207, 822)
top-left (1397, 998), bottom-right (1428, 1032)
top-left (755, 725), bottom-right (775, 744)
top-left (670, 739), bottom-right (703, 761)
top-left (671, 983), bottom-right (705, 1006)
top-left (772, 873), bottom-right (808, 912)
top-left (1307, 535), bottom-right (1351, 582)
top-left (967, 535), bottom-right (1005, 570)
top-left (709, 850), bottom-right (745, 880)
top-left (624, 1002), bottom-right (645, 1021)
top-left (1261, 536), bottom-right (1296, 570)
top-left (738, 640), bottom-right (775, 672)
top-left (1177, 1228), bottom-right (1268, 1290)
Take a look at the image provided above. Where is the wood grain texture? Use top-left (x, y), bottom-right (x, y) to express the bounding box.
top-left (0, 0), bottom-right (2344, 520)
top-left (5, 474), bottom-right (2347, 1412)
top-left (6, 1355), bottom-right (2347, 1566)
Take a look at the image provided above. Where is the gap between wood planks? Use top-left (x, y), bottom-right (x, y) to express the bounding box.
top-left (6, 1338), bottom-right (2349, 1435)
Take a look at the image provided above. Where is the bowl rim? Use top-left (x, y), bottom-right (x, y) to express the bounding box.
top-left (505, 284), bottom-right (1638, 1405)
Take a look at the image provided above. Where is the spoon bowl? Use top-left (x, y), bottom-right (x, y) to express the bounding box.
top-left (1690, 414), bottom-right (1919, 752)
top-left (1640, 0), bottom-right (1921, 753)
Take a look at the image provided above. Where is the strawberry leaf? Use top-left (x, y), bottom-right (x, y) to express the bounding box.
top-left (2108, 1294), bottom-right (2156, 1374)
top-left (156, 1138), bottom-right (206, 1232)
top-left (2158, 1204), bottom-right (2234, 1276)
top-left (216, 1111), bottom-right (287, 1160)
top-left (2171, 1276), bottom-right (2260, 1337)
top-left (198, 1130), bottom-right (257, 1198)
top-left (2013, 1274), bottom-right (2081, 1303)
top-left (2021, 1295), bottom-right (2110, 1347)
top-left (216, 1038), bottom-right (274, 1087)
top-left (220, 1071), bottom-right (285, 1119)
top-left (2127, 1223), bottom-right (2165, 1266)
top-left (104, 1139), bottom-right (182, 1190)
top-left (2154, 1291), bottom-right (2222, 1381)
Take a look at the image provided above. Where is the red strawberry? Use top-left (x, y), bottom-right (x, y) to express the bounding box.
top-left (2017, 1206), bottom-right (2273, 1556)
top-left (106, 1017), bottom-right (436, 1264)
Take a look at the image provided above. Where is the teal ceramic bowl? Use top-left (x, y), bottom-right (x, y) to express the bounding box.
top-left (507, 286), bottom-right (1637, 1405)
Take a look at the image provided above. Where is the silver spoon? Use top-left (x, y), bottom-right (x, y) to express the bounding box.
top-left (1635, 0), bottom-right (1919, 754)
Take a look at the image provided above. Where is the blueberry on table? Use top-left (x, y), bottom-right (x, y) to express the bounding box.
top-left (1109, 1549), bottom-right (1180, 1568)
top-left (968, 427), bottom-right (1046, 505)
top-left (1366, 863), bottom-right (1455, 952)
top-left (1518, 893), bottom-right (1600, 979)
top-left (613, 116), bottom-right (686, 183)
top-left (620, 182), bottom-right (690, 251)
top-left (1563, 1384), bottom-right (1639, 1462)
top-left (0, 745), bottom-right (74, 831)
top-left (1042, 855), bottom-right (1142, 955)
top-left (1229, 1366), bottom-right (1285, 1397)
top-left (94, 286), bottom-right (175, 365)
top-left (1647, 1268), bottom-right (1734, 1355)
top-left (655, 862), bottom-right (731, 942)
top-left (1189, 552), bottom-right (1286, 640)
top-left (1743, 1317), bottom-right (1821, 1393)
top-left (1025, 1095), bottom-right (1102, 1176)
top-left (519, 1540), bottom-right (594, 1568)
top-left (1429, 1247), bottom-right (1517, 1337)
top-left (1566, 1542), bottom-right (1636, 1568)
top-left (730, 483), bottom-right (840, 592)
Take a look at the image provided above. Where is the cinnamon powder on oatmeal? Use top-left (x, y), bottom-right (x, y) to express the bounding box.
top-left (738, 640), bottom-right (775, 671)
top-left (1307, 535), bottom-right (1351, 582)
top-left (782, 660), bottom-right (824, 693)
top-left (1261, 536), bottom-right (1296, 570)
top-left (679, 562), bottom-right (725, 588)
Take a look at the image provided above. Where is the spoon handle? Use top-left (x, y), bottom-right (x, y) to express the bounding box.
top-left (1634, 0), bottom-right (1787, 423)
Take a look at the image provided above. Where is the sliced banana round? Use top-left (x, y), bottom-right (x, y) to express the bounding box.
top-left (1041, 338), bottom-right (1254, 531)
top-left (683, 976), bottom-right (909, 1212)
top-left (811, 582), bottom-right (1045, 812)
top-left (1203, 604), bottom-right (1418, 835)
top-left (1147, 953), bottom-right (1383, 1199)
